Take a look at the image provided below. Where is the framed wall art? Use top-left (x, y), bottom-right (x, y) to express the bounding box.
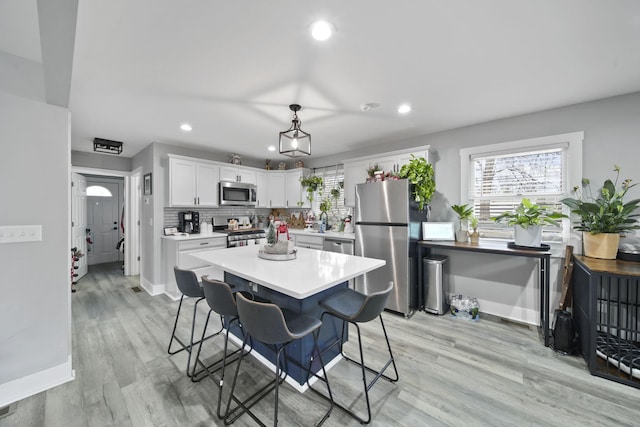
top-left (144, 173), bottom-right (152, 195)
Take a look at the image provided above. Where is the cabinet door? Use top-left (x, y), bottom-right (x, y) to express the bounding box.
top-left (343, 161), bottom-right (369, 207)
top-left (286, 170), bottom-right (307, 208)
top-left (267, 172), bottom-right (286, 207)
top-left (256, 171), bottom-right (268, 208)
top-left (195, 163), bottom-right (219, 206)
top-left (238, 168), bottom-right (257, 184)
top-left (219, 166), bottom-right (238, 182)
top-left (170, 158), bottom-right (197, 206)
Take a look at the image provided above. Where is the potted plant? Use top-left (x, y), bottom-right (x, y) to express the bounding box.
top-left (491, 198), bottom-right (567, 247)
top-left (398, 155), bottom-right (435, 212)
top-left (468, 215), bottom-right (480, 244)
top-left (300, 175), bottom-right (324, 204)
top-left (561, 165), bottom-right (640, 259)
top-left (451, 204), bottom-right (473, 242)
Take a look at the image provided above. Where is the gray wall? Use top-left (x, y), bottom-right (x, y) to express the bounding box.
top-left (310, 91), bottom-right (640, 322)
top-left (0, 92), bottom-right (71, 397)
top-left (71, 150), bottom-right (132, 172)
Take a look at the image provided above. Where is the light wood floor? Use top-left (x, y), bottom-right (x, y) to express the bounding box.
top-left (2, 262), bottom-right (639, 426)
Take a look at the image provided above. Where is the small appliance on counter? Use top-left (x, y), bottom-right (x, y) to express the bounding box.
top-left (178, 211), bottom-right (200, 234)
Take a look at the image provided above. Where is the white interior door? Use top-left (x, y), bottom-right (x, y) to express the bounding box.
top-left (88, 181), bottom-right (122, 265)
top-left (71, 173), bottom-right (88, 279)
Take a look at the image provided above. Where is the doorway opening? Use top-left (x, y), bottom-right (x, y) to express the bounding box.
top-left (71, 166), bottom-right (141, 285)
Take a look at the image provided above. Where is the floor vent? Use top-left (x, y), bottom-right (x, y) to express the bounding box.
top-left (131, 286), bottom-right (142, 293)
top-left (0, 404), bottom-right (14, 419)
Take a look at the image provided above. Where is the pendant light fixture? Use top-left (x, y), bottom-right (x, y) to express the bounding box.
top-left (279, 104), bottom-right (311, 157)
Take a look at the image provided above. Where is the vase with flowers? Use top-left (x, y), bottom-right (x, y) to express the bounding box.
top-left (561, 165), bottom-right (640, 259)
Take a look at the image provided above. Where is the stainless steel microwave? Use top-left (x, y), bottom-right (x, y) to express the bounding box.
top-left (219, 181), bottom-right (257, 206)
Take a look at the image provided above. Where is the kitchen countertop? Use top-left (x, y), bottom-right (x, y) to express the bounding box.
top-left (191, 245), bottom-right (383, 299)
top-left (161, 232), bottom-right (228, 241)
top-left (288, 229), bottom-right (356, 240)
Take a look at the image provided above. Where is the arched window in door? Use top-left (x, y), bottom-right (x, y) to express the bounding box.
top-left (86, 185), bottom-right (113, 197)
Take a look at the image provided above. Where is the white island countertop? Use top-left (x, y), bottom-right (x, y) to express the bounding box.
top-left (191, 245), bottom-right (384, 299)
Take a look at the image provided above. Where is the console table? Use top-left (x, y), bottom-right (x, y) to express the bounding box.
top-left (417, 240), bottom-right (552, 347)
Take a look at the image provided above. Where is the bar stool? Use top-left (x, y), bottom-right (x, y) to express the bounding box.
top-left (315, 282), bottom-right (398, 424)
top-left (168, 267), bottom-right (222, 377)
top-left (225, 293), bottom-right (333, 426)
top-left (192, 276), bottom-right (252, 419)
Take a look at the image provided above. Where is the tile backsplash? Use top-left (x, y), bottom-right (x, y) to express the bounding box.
top-left (164, 207), bottom-right (308, 229)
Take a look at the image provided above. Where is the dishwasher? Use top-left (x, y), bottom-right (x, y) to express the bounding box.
top-left (323, 237), bottom-right (354, 255)
top-left (323, 237), bottom-right (355, 288)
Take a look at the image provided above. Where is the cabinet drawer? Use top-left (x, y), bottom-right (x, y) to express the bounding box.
top-left (178, 237), bottom-right (226, 251)
top-left (295, 234), bottom-right (323, 247)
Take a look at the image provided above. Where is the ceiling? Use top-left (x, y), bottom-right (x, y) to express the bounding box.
top-left (3, 1), bottom-right (640, 161)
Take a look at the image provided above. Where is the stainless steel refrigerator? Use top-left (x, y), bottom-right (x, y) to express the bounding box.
top-left (354, 180), bottom-right (426, 317)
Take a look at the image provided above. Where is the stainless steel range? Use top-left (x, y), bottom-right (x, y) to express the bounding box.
top-left (212, 216), bottom-right (266, 248)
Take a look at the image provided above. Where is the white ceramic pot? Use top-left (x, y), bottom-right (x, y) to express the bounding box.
top-left (455, 229), bottom-right (469, 243)
top-left (514, 225), bottom-right (541, 247)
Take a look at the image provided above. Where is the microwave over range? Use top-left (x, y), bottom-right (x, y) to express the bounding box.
top-left (219, 181), bottom-right (257, 206)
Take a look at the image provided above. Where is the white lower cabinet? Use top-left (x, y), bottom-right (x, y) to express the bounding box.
top-left (293, 234), bottom-right (324, 250)
top-left (163, 236), bottom-right (227, 299)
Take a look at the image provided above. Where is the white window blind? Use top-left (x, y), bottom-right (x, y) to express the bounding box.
top-left (311, 165), bottom-right (350, 223)
top-left (469, 146), bottom-right (568, 241)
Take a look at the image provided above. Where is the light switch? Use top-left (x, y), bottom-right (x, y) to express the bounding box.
top-left (0, 225), bottom-right (42, 243)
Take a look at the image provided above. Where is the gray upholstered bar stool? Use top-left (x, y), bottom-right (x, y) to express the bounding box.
top-left (192, 276), bottom-right (251, 418)
top-left (168, 267), bottom-right (222, 378)
top-left (315, 281), bottom-right (398, 424)
top-left (224, 293), bottom-right (333, 426)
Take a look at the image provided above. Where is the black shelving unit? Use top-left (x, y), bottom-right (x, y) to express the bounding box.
top-left (573, 256), bottom-right (640, 388)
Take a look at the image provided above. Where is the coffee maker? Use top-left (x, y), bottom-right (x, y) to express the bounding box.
top-left (178, 211), bottom-right (200, 234)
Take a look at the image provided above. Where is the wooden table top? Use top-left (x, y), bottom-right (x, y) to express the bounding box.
top-left (574, 255), bottom-right (640, 277)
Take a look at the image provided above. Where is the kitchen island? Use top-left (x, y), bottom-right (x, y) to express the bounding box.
top-left (192, 245), bottom-right (385, 390)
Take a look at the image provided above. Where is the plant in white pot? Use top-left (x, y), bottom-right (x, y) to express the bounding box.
top-left (561, 165), bottom-right (640, 259)
top-left (451, 204), bottom-right (473, 242)
top-left (491, 198), bottom-right (567, 247)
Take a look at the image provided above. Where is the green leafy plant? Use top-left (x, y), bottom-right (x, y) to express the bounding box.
top-left (366, 164), bottom-right (381, 177)
top-left (330, 188), bottom-right (341, 199)
top-left (319, 198), bottom-right (332, 213)
top-left (560, 165), bottom-right (640, 234)
top-left (470, 215), bottom-right (479, 230)
top-left (491, 198), bottom-right (567, 228)
top-left (451, 204), bottom-right (473, 230)
top-left (300, 175), bottom-right (324, 204)
top-left (398, 155), bottom-right (435, 211)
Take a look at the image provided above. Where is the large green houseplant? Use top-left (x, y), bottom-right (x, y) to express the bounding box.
top-left (398, 155), bottom-right (435, 211)
top-left (300, 175), bottom-right (324, 205)
top-left (560, 165), bottom-right (640, 259)
top-left (491, 198), bottom-right (567, 247)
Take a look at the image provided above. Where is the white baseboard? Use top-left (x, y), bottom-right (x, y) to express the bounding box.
top-left (0, 357), bottom-right (74, 408)
top-left (140, 277), bottom-right (164, 296)
top-left (478, 299), bottom-right (539, 326)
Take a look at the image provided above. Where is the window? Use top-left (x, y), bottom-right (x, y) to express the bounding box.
top-left (86, 185), bottom-right (113, 197)
top-left (310, 165), bottom-right (350, 222)
top-left (460, 132), bottom-right (583, 242)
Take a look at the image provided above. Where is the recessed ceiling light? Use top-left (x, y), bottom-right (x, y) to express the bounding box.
top-left (180, 123), bottom-right (192, 132)
top-left (268, 145), bottom-right (276, 152)
top-left (311, 20), bottom-right (334, 41)
top-left (397, 104), bottom-right (412, 114)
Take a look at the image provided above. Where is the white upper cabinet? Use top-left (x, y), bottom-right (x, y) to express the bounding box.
top-left (219, 165), bottom-right (257, 184)
top-left (168, 155), bottom-right (219, 207)
top-left (285, 169), bottom-right (309, 208)
top-left (342, 145), bottom-right (430, 206)
top-left (267, 172), bottom-right (286, 208)
top-left (255, 171), bottom-right (268, 208)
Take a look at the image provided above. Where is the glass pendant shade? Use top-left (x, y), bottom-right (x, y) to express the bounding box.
top-left (279, 104), bottom-right (311, 157)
